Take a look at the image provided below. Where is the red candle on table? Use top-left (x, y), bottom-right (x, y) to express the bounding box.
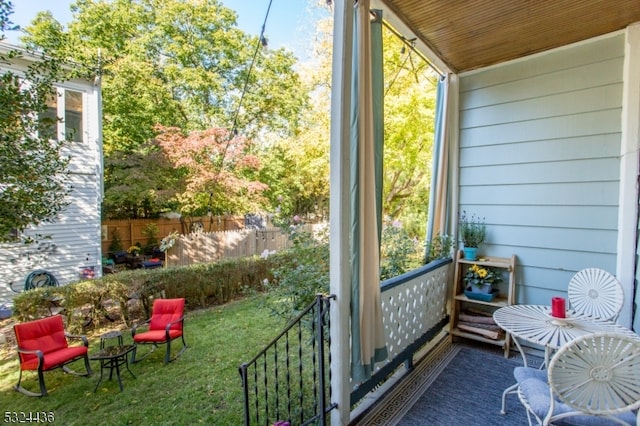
top-left (551, 297), bottom-right (566, 318)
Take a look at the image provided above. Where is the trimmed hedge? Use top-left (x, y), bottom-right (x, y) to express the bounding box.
top-left (11, 253), bottom-right (291, 333)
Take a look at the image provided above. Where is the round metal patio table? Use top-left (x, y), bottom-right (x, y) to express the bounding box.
top-left (493, 304), bottom-right (639, 414)
top-left (494, 304), bottom-right (638, 362)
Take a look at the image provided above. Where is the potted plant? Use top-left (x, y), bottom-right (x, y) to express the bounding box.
top-left (464, 264), bottom-right (503, 294)
top-left (142, 223), bottom-right (159, 255)
top-left (459, 211), bottom-right (486, 260)
top-left (127, 244), bottom-right (141, 257)
top-left (108, 228), bottom-right (123, 254)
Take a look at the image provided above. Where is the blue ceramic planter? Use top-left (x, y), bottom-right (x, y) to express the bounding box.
top-left (463, 247), bottom-right (478, 260)
top-left (464, 288), bottom-right (498, 302)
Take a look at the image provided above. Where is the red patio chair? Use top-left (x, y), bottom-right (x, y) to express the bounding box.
top-left (131, 298), bottom-right (188, 364)
top-left (13, 315), bottom-right (92, 397)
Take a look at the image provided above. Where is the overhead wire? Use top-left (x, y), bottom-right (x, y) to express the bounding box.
top-left (230, 0), bottom-right (274, 137)
top-left (211, 0), bottom-right (273, 216)
top-left (229, 1), bottom-right (441, 130)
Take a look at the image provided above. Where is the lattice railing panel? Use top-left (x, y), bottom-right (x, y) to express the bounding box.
top-left (380, 262), bottom-right (450, 360)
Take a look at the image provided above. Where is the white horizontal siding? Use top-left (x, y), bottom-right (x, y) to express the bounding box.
top-left (0, 67), bottom-right (102, 307)
top-left (66, 143), bottom-right (99, 175)
top-left (458, 33), bottom-right (625, 304)
top-left (0, 173), bottom-right (101, 301)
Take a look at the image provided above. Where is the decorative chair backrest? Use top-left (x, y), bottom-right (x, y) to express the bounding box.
top-left (548, 332), bottom-right (640, 422)
top-left (149, 298), bottom-right (185, 332)
top-left (567, 268), bottom-right (624, 321)
top-left (14, 315), bottom-right (68, 363)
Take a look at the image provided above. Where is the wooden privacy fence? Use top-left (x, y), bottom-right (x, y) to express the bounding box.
top-left (101, 215), bottom-right (246, 255)
top-left (166, 226), bottom-right (317, 266)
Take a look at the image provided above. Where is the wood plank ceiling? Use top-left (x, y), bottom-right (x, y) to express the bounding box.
top-left (383, 0), bottom-right (640, 73)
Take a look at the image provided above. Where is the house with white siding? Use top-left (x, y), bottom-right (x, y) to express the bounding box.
top-left (0, 42), bottom-right (103, 308)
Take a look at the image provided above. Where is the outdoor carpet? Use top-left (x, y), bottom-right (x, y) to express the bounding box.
top-left (397, 345), bottom-right (542, 426)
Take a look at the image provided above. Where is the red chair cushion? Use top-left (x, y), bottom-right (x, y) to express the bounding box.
top-left (20, 346), bottom-right (88, 371)
top-left (14, 315), bottom-right (69, 365)
top-left (133, 329), bottom-right (183, 344)
top-left (149, 298), bottom-right (184, 332)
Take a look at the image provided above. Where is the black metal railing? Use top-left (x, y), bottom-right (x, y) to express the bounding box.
top-left (239, 294), bottom-right (336, 426)
top-left (239, 259), bottom-right (452, 424)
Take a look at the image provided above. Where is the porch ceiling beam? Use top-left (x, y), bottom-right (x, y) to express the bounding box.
top-left (371, 0), bottom-right (452, 75)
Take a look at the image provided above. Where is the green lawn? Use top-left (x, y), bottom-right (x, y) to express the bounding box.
top-left (0, 296), bottom-right (286, 425)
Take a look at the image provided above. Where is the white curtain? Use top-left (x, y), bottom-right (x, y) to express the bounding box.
top-left (426, 76), bottom-right (450, 245)
top-left (350, 0), bottom-right (387, 383)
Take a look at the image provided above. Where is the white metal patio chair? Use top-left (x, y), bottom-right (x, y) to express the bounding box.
top-left (567, 268), bottom-right (624, 321)
top-left (516, 332), bottom-right (640, 426)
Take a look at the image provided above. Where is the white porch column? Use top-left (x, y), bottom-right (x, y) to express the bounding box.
top-left (329, 0), bottom-right (354, 424)
top-left (618, 23), bottom-right (640, 329)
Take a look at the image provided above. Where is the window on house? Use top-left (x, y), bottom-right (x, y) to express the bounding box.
top-left (1, 227), bottom-right (21, 242)
top-left (38, 92), bottom-right (58, 141)
top-left (8, 228), bottom-right (20, 240)
top-left (64, 90), bottom-right (83, 142)
top-left (39, 89), bottom-right (84, 142)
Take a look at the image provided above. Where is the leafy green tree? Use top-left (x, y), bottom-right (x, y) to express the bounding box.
top-left (278, 7), bottom-right (437, 237)
top-left (0, 0), bottom-right (70, 241)
top-left (102, 141), bottom-right (183, 218)
top-left (21, 0), bottom-right (309, 217)
top-left (258, 133), bottom-right (329, 221)
top-left (381, 29), bottom-right (438, 239)
top-left (379, 218), bottom-right (423, 280)
top-left (257, 7), bottom-right (333, 220)
top-left (266, 222), bottom-right (330, 321)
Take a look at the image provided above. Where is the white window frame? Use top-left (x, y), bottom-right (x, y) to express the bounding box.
top-left (46, 87), bottom-right (86, 143)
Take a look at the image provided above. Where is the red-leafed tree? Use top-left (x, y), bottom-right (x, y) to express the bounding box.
top-left (155, 125), bottom-right (268, 215)
top-left (20, 0), bottom-right (309, 219)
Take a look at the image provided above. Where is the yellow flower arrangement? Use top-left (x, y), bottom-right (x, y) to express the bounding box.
top-left (464, 264), bottom-right (502, 290)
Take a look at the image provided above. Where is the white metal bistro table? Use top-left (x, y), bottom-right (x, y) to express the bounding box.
top-left (493, 304), bottom-right (639, 414)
